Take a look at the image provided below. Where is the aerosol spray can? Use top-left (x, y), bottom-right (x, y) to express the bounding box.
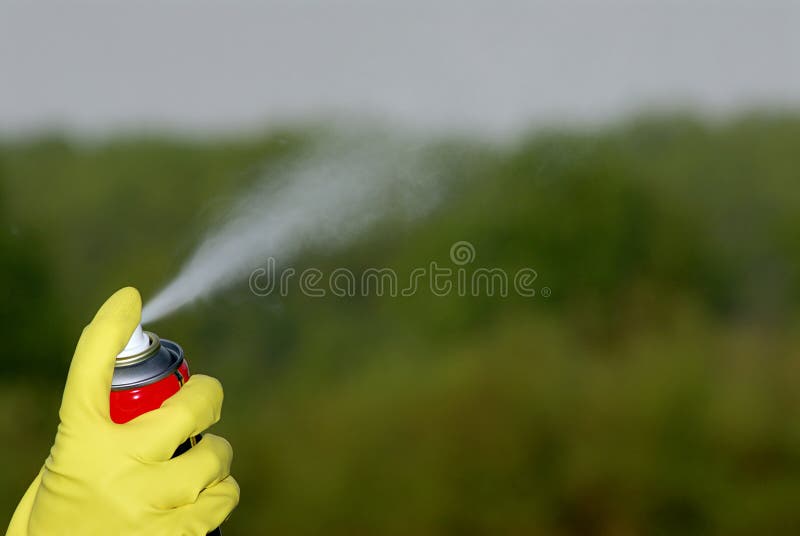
top-left (111, 325), bottom-right (223, 536)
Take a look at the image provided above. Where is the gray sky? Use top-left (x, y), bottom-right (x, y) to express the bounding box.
top-left (1, 1), bottom-right (798, 136)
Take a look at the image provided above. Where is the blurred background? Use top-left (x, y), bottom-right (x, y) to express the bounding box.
top-left (2, 1), bottom-right (800, 534)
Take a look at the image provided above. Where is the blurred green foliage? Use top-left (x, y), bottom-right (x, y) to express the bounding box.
top-left (2, 113), bottom-right (800, 534)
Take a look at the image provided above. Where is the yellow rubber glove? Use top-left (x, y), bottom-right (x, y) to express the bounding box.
top-left (6, 287), bottom-right (239, 536)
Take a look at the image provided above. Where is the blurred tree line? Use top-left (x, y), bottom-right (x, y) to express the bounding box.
top-left (2, 113), bottom-right (800, 535)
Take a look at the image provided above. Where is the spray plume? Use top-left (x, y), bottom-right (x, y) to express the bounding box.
top-left (142, 130), bottom-right (442, 323)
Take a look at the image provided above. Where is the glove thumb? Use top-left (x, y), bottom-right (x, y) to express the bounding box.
top-left (59, 287), bottom-right (142, 424)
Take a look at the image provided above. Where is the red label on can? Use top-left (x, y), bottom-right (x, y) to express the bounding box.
top-left (110, 360), bottom-right (191, 424)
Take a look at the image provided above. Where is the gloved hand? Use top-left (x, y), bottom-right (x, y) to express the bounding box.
top-left (6, 287), bottom-right (239, 536)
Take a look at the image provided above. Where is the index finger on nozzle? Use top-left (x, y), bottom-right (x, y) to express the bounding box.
top-left (61, 287), bottom-right (142, 422)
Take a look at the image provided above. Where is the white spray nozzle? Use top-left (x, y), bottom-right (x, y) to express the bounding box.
top-left (117, 324), bottom-right (150, 358)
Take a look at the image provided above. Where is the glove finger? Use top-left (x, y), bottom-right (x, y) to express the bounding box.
top-left (61, 287), bottom-right (141, 424)
top-left (149, 434), bottom-right (233, 508)
top-left (124, 374), bottom-right (223, 461)
top-left (177, 475), bottom-right (240, 535)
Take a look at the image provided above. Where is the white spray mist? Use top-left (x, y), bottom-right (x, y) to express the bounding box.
top-left (142, 130), bottom-right (443, 323)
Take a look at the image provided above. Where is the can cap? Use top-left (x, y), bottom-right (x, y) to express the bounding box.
top-left (118, 324), bottom-right (151, 358)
